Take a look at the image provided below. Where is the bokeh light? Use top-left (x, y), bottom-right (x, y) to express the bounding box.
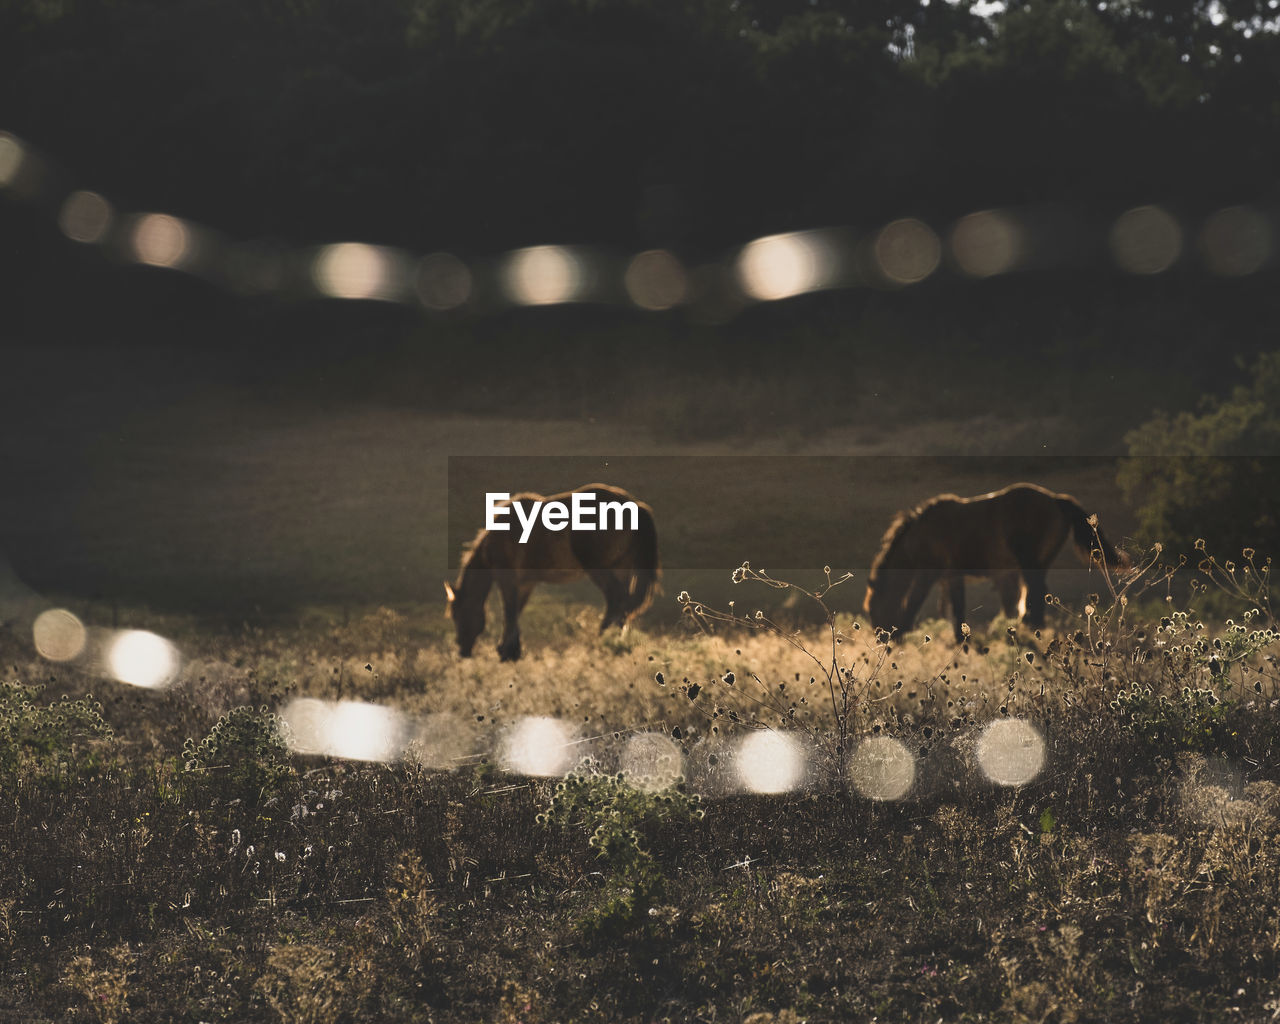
top-left (501, 246), bottom-right (586, 306)
top-left (1110, 205), bottom-right (1182, 275)
top-left (624, 249), bottom-right (688, 310)
top-left (416, 252), bottom-right (472, 310)
top-left (619, 732), bottom-right (684, 791)
top-left (131, 214), bottom-right (191, 269)
top-left (32, 608), bottom-right (87, 662)
top-left (323, 700), bottom-right (408, 762)
top-left (950, 209), bottom-right (1025, 277)
top-left (312, 243), bottom-right (404, 301)
top-left (280, 698), bottom-right (408, 762)
top-left (976, 718), bottom-right (1046, 786)
top-left (735, 730), bottom-right (805, 794)
top-left (1200, 205), bottom-right (1271, 276)
top-left (107, 629), bottom-right (180, 689)
top-left (874, 218), bottom-right (941, 284)
top-left (0, 132), bottom-right (23, 187)
top-left (58, 191), bottom-right (114, 244)
top-left (501, 716), bottom-right (575, 777)
top-left (735, 231), bottom-right (837, 302)
top-left (848, 736), bottom-right (916, 801)
top-left (279, 698), bottom-right (332, 756)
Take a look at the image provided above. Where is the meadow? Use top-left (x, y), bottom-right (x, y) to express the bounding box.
top-left (3, 544), bottom-right (1280, 1023)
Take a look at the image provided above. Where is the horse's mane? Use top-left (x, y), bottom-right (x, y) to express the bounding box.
top-left (869, 509), bottom-right (915, 579)
top-left (868, 493), bottom-right (962, 579)
top-left (454, 527), bottom-right (491, 584)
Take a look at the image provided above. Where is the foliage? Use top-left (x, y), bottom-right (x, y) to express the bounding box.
top-left (61, 943), bottom-right (134, 1024)
top-left (255, 942), bottom-right (375, 1024)
top-left (181, 704), bottom-right (294, 798)
top-left (0, 679), bottom-right (112, 779)
top-left (1111, 681), bottom-right (1232, 753)
top-left (1120, 350), bottom-right (1280, 559)
top-left (540, 765), bottom-right (702, 939)
top-left (3, 0), bottom-right (1277, 261)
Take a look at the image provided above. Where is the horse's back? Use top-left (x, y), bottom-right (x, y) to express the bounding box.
top-left (485, 483), bottom-right (654, 580)
top-left (917, 484), bottom-right (1071, 569)
top-left (565, 484), bottom-right (655, 573)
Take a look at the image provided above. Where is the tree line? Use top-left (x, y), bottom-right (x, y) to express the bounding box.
top-left (2, 0), bottom-right (1277, 255)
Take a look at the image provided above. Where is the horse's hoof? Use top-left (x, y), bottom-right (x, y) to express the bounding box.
top-left (498, 644), bottom-right (522, 662)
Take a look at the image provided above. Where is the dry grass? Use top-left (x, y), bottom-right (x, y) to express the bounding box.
top-left (3, 562), bottom-right (1280, 1021)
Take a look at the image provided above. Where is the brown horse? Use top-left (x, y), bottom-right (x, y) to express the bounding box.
top-left (864, 482), bottom-right (1129, 642)
top-left (446, 483), bottom-right (660, 661)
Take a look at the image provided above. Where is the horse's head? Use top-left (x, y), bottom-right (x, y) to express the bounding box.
top-left (863, 573), bottom-right (909, 638)
top-left (864, 511), bottom-right (916, 638)
top-left (444, 579), bottom-right (485, 657)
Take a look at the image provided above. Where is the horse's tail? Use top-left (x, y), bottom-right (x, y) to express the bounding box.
top-left (1058, 497), bottom-right (1129, 572)
top-left (625, 504), bottom-right (662, 619)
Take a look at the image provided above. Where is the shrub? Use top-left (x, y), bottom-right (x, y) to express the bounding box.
top-left (541, 765), bottom-right (702, 939)
top-left (181, 705), bottom-right (294, 799)
top-left (0, 680), bottom-right (112, 779)
top-left (1119, 350), bottom-right (1280, 559)
top-left (1111, 682), bottom-right (1232, 753)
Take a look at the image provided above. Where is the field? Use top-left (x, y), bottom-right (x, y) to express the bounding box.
top-left (3, 346), bottom-right (1280, 1022)
top-left (3, 570), bottom-right (1280, 1023)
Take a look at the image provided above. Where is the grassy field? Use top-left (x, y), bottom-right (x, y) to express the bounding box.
top-left (3, 549), bottom-right (1280, 1022)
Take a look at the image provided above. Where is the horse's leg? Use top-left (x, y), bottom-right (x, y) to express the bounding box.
top-left (1020, 567), bottom-right (1049, 628)
top-left (996, 573), bottom-right (1023, 618)
top-left (945, 575), bottom-right (966, 643)
top-left (497, 581), bottom-right (535, 661)
top-left (899, 573), bottom-right (938, 636)
top-left (586, 569), bottom-right (628, 631)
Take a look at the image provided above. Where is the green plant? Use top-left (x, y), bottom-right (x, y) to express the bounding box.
top-left (540, 766), bottom-right (702, 940)
top-left (384, 852), bottom-right (440, 977)
top-left (0, 680), bottom-right (112, 779)
top-left (1193, 545), bottom-right (1275, 626)
top-left (1120, 350), bottom-right (1280, 560)
top-left (181, 705), bottom-right (294, 799)
top-left (62, 943), bottom-right (133, 1024)
top-left (1111, 681), bottom-right (1232, 753)
top-left (255, 942), bottom-right (374, 1024)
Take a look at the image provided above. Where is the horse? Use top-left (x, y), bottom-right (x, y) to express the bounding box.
top-left (445, 483), bottom-right (660, 661)
top-left (863, 482), bottom-right (1129, 643)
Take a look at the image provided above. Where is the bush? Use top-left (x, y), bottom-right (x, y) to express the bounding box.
top-left (0, 680), bottom-right (112, 780)
top-left (182, 705), bottom-right (294, 799)
top-left (540, 766), bottom-right (702, 940)
top-left (1119, 350), bottom-right (1280, 559)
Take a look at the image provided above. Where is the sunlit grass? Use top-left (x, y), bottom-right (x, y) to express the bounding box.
top-left (4, 577), bottom-right (1280, 1022)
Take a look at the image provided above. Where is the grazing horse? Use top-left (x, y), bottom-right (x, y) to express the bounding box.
top-left (863, 482), bottom-right (1129, 642)
top-left (446, 483), bottom-right (660, 661)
